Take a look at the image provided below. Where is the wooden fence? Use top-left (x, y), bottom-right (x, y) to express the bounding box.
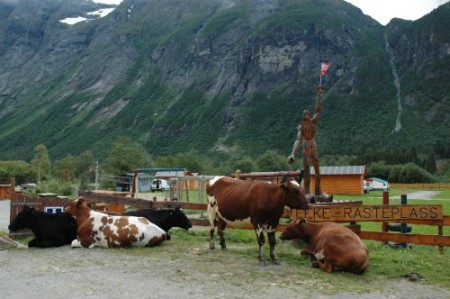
top-left (0, 184), bottom-right (13, 199)
top-left (75, 189), bottom-right (450, 251)
top-left (6, 188), bottom-right (450, 251)
top-left (9, 192), bottom-right (72, 225)
top-left (0, 178), bottom-right (14, 199)
top-left (390, 183), bottom-right (450, 190)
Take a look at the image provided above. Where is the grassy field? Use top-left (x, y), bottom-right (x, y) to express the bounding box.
top-left (167, 187), bottom-right (450, 287)
top-left (168, 227), bottom-right (450, 290)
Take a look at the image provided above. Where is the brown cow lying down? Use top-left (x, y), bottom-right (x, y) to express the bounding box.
top-left (280, 220), bottom-right (369, 274)
top-left (65, 197), bottom-right (167, 248)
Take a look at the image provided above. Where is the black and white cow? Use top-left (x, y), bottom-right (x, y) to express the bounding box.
top-left (124, 207), bottom-right (192, 239)
top-left (8, 206), bottom-right (77, 248)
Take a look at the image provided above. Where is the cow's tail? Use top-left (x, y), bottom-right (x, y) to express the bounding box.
top-left (206, 187), bottom-right (217, 250)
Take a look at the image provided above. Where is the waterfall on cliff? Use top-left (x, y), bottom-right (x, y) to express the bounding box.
top-left (384, 34), bottom-right (403, 132)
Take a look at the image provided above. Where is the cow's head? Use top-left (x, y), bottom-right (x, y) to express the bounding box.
top-left (280, 219), bottom-right (310, 241)
top-left (8, 206), bottom-right (34, 231)
top-left (65, 197), bottom-right (90, 217)
top-left (280, 180), bottom-right (310, 210)
top-left (170, 207), bottom-right (193, 230)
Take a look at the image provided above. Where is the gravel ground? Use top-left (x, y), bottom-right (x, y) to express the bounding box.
top-left (391, 191), bottom-right (442, 200)
top-left (1, 199), bottom-right (450, 299)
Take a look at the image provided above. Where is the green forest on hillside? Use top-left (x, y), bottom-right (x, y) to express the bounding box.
top-left (1, 136), bottom-right (448, 198)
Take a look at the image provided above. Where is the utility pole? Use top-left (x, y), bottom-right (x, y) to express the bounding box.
top-left (95, 161), bottom-right (99, 190)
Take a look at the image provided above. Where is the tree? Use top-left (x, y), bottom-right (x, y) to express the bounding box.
top-left (232, 156), bottom-right (255, 173)
top-left (389, 163), bottom-right (434, 183)
top-left (174, 150), bottom-right (204, 173)
top-left (403, 163), bottom-right (434, 183)
top-left (0, 167), bottom-right (8, 183)
top-left (320, 154), bottom-right (355, 166)
top-left (409, 147), bottom-right (420, 166)
top-left (434, 140), bottom-right (450, 159)
top-left (31, 144), bottom-right (51, 182)
top-left (75, 151), bottom-right (96, 189)
top-left (368, 161), bottom-right (390, 180)
top-left (104, 137), bottom-right (152, 175)
top-left (423, 151), bottom-right (437, 174)
top-left (0, 161), bottom-right (34, 184)
top-left (256, 150), bottom-right (289, 172)
top-left (155, 155), bottom-right (177, 168)
top-left (55, 155), bottom-right (76, 182)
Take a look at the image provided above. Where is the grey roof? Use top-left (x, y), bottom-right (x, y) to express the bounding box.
top-left (155, 171), bottom-right (186, 178)
top-left (310, 165), bottom-right (366, 176)
top-left (125, 173), bottom-right (152, 178)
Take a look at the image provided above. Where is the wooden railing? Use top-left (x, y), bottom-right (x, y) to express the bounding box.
top-left (76, 190), bottom-right (449, 250)
top-left (0, 184), bottom-right (13, 199)
top-left (390, 183), bottom-right (450, 190)
top-left (7, 190), bottom-right (450, 251)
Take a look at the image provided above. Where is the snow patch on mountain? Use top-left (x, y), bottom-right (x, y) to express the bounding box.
top-left (60, 0), bottom-right (124, 25)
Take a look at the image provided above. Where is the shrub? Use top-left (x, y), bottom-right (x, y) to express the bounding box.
top-left (389, 163), bottom-right (434, 183)
top-left (34, 178), bottom-right (75, 196)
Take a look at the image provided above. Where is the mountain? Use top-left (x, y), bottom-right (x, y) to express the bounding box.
top-left (0, 0), bottom-right (448, 164)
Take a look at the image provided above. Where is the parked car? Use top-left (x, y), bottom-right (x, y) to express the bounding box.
top-left (363, 181), bottom-right (373, 193)
top-left (151, 179), bottom-right (170, 191)
top-left (364, 177), bottom-right (390, 192)
top-left (21, 183), bottom-right (37, 190)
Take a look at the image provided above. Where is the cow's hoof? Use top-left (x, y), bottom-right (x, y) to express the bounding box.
top-left (271, 259), bottom-right (281, 265)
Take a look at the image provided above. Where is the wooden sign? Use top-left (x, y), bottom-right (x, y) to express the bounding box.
top-left (293, 205), bottom-right (443, 222)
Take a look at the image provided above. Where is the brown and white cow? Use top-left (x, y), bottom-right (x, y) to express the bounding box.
top-left (206, 176), bottom-right (310, 265)
top-left (65, 197), bottom-right (167, 248)
top-left (280, 220), bottom-right (369, 274)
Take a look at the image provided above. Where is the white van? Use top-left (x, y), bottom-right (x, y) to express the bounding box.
top-left (151, 179), bottom-right (170, 191)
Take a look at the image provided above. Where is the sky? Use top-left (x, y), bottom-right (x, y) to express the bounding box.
top-left (93, 0), bottom-right (123, 4)
top-left (344, 0), bottom-right (449, 25)
top-left (74, 0), bottom-right (450, 26)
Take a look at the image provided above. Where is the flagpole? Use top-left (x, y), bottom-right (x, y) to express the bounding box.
top-left (318, 70), bottom-right (323, 100)
top-left (317, 62), bottom-right (330, 99)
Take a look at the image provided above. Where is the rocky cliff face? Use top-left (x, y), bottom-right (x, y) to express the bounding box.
top-left (384, 3), bottom-right (450, 144)
top-left (0, 0), bottom-right (448, 161)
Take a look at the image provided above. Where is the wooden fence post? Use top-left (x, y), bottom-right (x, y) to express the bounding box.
top-left (382, 191), bottom-right (389, 244)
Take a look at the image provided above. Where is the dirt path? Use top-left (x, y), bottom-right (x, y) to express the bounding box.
top-left (403, 191), bottom-right (441, 200)
top-left (390, 191), bottom-right (442, 200)
top-left (2, 241), bottom-right (450, 299)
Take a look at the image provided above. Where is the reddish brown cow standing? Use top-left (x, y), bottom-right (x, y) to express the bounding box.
top-left (206, 176), bottom-right (310, 265)
top-left (280, 220), bottom-right (369, 274)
